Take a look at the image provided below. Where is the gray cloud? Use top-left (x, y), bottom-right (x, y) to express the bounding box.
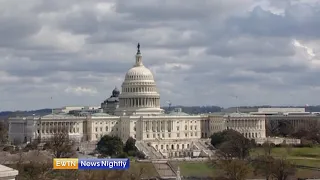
top-left (0, 16), bottom-right (41, 47)
top-left (1, 0), bottom-right (320, 110)
top-left (228, 5), bottom-right (320, 38)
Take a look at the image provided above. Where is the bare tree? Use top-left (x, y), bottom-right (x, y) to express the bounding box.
top-left (267, 120), bottom-right (294, 137)
top-left (214, 159), bottom-right (251, 180)
top-left (252, 155), bottom-right (274, 180)
top-left (0, 121), bottom-right (8, 144)
top-left (45, 128), bottom-right (75, 158)
top-left (292, 120), bottom-right (320, 144)
top-left (20, 161), bottom-right (52, 180)
top-left (262, 141), bottom-right (273, 156)
top-left (270, 158), bottom-right (296, 180)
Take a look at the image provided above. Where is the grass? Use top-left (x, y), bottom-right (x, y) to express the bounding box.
top-left (130, 161), bottom-right (158, 177)
top-left (166, 147), bottom-right (320, 178)
top-left (251, 147), bottom-right (320, 159)
top-left (169, 161), bottom-right (215, 177)
top-left (127, 147), bottom-right (320, 178)
top-left (290, 159), bottom-right (320, 168)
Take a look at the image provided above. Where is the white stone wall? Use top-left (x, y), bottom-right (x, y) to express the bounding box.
top-left (139, 116), bottom-right (202, 141)
top-left (88, 117), bottom-right (120, 141)
top-left (226, 115), bottom-right (266, 139)
top-left (208, 115), bottom-right (226, 136)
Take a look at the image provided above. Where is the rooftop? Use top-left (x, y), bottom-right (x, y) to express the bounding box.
top-left (224, 112), bottom-right (265, 117)
top-left (91, 112), bottom-right (116, 117)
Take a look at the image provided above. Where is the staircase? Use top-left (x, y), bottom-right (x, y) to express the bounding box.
top-left (153, 161), bottom-right (176, 179)
top-left (135, 141), bottom-right (163, 159)
top-left (194, 140), bottom-right (215, 157)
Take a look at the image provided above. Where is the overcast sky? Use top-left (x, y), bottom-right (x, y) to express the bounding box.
top-left (0, 0), bottom-right (320, 111)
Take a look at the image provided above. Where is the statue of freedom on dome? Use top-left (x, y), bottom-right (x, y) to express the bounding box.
top-left (137, 43), bottom-right (141, 53)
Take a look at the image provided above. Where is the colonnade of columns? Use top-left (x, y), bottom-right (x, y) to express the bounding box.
top-left (40, 121), bottom-right (79, 134)
top-left (228, 119), bottom-right (264, 129)
top-left (120, 97), bottom-right (160, 108)
top-left (144, 120), bottom-right (173, 132)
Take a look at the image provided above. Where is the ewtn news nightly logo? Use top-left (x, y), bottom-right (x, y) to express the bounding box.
top-left (53, 158), bottom-right (130, 170)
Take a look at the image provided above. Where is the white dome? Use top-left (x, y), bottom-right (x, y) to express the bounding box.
top-left (115, 45), bottom-right (163, 116)
top-left (125, 66), bottom-right (154, 81)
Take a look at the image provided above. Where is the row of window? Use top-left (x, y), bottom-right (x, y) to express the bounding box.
top-left (145, 125), bottom-right (198, 132)
top-left (126, 75), bottom-right (153, 80)
top-left (39, 127), bottom-right (79, 134)
top-left (122, 86), bottom-right (156, 93)
top-left (39, 122), bottom-right (79, 126)
top-left (95, 126), bottom-right (120, 132)
top-left (95, 121), bottom-right (117, 125)
top-left (146, 132), bottom-right (198, 138)
top-left (155, 143), bottom-right (191, 150)
top-left (95, 133), bottom-right (136, 139)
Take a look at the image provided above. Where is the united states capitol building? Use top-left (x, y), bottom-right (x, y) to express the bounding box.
top-left (8, 45), bottom-right (317, 159)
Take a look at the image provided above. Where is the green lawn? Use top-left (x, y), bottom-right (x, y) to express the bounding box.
top-left (169, 159), bottom-right (320, 178)
top-left (290, 159), bottom-right (320, 168)
top-left (130, 147), bottom-right (320, 178)
top-left (130, 161), bottom-right (158, 177)
top-left (169, 161), bottom-right (215, 177)
top-left (251, 147), bottom-right (320, 159)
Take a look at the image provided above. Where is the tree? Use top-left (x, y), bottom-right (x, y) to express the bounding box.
top-left (96, 135), bottom-right (123, 157)
top-left (262, 141), bottom-right (274, 156)
top-left (270, 158), bottom-right (296, 180)
top-left (267, 120), bottom-right (294, 137)
top-left (214, 159), bottom-right (251, 180)
top-left (252, 155), bottom-right (274, 180)
top-left (124, 137), bottom-right (137, 154)
top-left (212, 129), bottom-right (253, 159)
top-left (20, 161), bottom-right (52, 180)
top-left (45, 129), bottom-right (75, 158)
top-left (0, 121), bottom-right (8, 144)
top-left (210, 131), bottom-right (226, 147)
top-left (292, 121), bottom-right (320, 144)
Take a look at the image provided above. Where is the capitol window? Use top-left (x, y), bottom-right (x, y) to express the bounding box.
top-left (185, 125), bottom-right (187, 130)
top-left (106, 126), bottom-right (108, 131)
top-left (177, 126), bottom-right (179, 131)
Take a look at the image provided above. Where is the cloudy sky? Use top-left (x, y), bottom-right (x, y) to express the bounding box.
top-left (0, 0), bottom-right (320, 111)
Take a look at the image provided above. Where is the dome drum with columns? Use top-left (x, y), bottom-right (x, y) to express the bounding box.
top-left (115, 43), bottom-right (163, 115)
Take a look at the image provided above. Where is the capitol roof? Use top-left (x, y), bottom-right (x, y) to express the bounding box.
top-left (167, 111), bottom-right (190, 116)
top-left (91, 112), bottom-right (115, 117)
top-left (224, 112), bottom-right (264, 117)
top-left (41, 113), bottom-right (85, 119)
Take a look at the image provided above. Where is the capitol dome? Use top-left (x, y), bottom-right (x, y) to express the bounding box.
top-left (124, 65), bottom-right (155, 81)
top-left (115, 43), bottom-right (163, 116)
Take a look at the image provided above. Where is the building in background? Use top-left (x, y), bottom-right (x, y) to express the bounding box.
top-left (8, 45), bottom-right (315, 159)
